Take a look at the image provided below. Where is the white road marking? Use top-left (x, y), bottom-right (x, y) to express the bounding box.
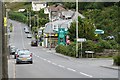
top-left (20, 23), bottom-right (25, 48)
top-left (39, 57), bottom-right (44, 60)
top-left (80, 72), bottom-right (93, 78)
top-left (43, 59), bottom-right (47, 61)
top-left (46, 50), bottom-right (52, 52)
top-left (51, 62), bottom-right (57, 66)
top-left (67, 68), bottom-right (76, 72)
top-left (32, 54), bottom-right (93, 78)
top-left (42, 48), bottom-right (46, 50)
top-left (37, 56), bottom-right (39, 57)
top-left (58, 65), bottom-right (65, 68)
top-left (47, 60), bottom-right (51, 63)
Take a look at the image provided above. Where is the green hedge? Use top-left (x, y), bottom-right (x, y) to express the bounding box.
top-left (55, 43), bottom-right (76, 57)
top-left (113, 52), bottom-right (120, 66)
top-left (55, 40), bottom-right (119, 58)
top-left (9, 11), bottom-right (27, 23)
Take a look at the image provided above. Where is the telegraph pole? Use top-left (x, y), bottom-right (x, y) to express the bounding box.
top-left (2, 3), bottom-right (8, 79)
top-left (76, 0), bottom-right (79, 58)
top-left (0, 1), bottom-right (3, 80)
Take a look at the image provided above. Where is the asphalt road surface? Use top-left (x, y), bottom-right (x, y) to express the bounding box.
top-left (8, 20), bottom-right (119, 79)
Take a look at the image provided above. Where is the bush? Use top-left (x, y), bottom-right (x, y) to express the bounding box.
top-left (107, 40), bottom-right (118, 49)
top-left (96, 40), bottom-right (112, 50)
top-left (55, 43), bottom-right (76, 57)
top-left (82, 40), bottom-right (97, 51)
top-left (9, 11), bottom-right (27, 23)
top-left (113, 52), bottom-right (120, 66)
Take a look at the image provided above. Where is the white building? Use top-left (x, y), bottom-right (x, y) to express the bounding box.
top-left (18, 9), bottom-right (25, 12)
top-left (32, 1), bottom-right (47, 11)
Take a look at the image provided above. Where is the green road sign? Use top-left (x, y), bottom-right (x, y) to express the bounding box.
top-left (58, 28), bottom-right (66, 45)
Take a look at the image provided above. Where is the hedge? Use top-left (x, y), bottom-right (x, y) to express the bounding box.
top-left (55, 40), bottom-right (119, 58)
top-left (113, 52), bottom-right (120, 66)
top-left (9, 11), bottom-right (27, 23)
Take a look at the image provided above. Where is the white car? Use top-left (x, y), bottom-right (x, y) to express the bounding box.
top-left (27, 34), bottom-right (32, 38)
top-left (16, 49), bottom-right (33, 64)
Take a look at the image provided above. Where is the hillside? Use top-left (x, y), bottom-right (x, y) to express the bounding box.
top-left (6, 2), bottom-right (31, 11)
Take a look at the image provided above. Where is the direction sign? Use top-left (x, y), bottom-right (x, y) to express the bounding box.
top-left (77, 38), bottom-right (86, 42)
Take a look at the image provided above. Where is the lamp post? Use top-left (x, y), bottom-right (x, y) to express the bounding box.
top-left (76, 0), bottom-right (79, 58)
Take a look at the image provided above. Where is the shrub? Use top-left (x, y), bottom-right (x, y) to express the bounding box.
top-left (55, 43), bottom-right (76, 57)
top-left (82, 40), bottom-right (97, 51)
top-left (9, 11), bottom-right (27, 23)
top-left (97, 40), bottom-right (112, 49)
top-left (113, 52), bottom-right (120, 66)
top-left (108, 40), bottom-right (118, 49)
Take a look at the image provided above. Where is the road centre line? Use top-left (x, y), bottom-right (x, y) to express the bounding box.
top-left (80, 72), bottom-right (93, 78)
top-left (67, 68), bottom-right (76, 72)
top-left (33, 54), bottom-right (93, 78)
top-left (58, 65), bottom-right (65, 68)
top-left (51, 62), bottom-right (57, 65)
top-left (47, 60), bottom-right (51, 63)
top-left (20, 23), bottom-right (25, 48)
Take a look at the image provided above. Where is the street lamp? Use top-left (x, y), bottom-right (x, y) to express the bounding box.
top-left (76, 0), bottom-right (79, 58)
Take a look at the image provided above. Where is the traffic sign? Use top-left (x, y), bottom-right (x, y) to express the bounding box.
top-left (77, 38), bottom-right (86, 42)
top-left (4, 17), bottom-right (7, 27)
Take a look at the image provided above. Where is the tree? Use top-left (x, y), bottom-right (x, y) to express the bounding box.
top-left (68, 16), bottom-right (96, 41)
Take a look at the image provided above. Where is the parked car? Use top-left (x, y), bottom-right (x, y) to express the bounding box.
top-left (24, 28), bottom-right (29, 33)
top-left (10, 46), bottom-right (16, 55)
top-left (27, 34), bottom-right (32, 38)
top-left (16, 49), bottom-right (33, 64)
top-left (31, 39), bottom-right (38, 46)
top-left (14, 48), bottom-right (20, 59)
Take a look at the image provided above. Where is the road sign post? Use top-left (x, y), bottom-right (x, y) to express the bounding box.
top-left (77, 38), bottom-right (86, 58)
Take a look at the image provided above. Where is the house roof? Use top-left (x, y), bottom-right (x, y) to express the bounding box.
top-left (32, 1), bottom-right (46, 4)
top-left (72, 11), bottom-right (85, 21)
top-left (48, 5), bottom-right (65, 12)
top-left (44, 20), bottom-right (72, 33)
top-left (61, 10), bottom-right (75, 19)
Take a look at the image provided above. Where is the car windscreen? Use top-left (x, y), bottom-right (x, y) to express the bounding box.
top-left (18, 51), bottom-right (30, 55)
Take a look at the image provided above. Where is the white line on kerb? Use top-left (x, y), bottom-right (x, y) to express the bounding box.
top-left (80, 72), bottom-right (93, 78)
top-left (67, 68), bottom-right (76, 72)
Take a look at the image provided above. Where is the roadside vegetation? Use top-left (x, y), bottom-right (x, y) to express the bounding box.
top-left (55, 2), bottom-right (120, 66)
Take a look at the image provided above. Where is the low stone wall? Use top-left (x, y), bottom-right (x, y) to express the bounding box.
top-left (96, 49), bottom-right (118, 57)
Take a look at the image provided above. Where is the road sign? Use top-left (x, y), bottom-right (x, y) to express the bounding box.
top-left (77, 38), bottom-right (86, 42)
top-left (95, 29), bottom-right (104, 34)
top-left (4, 17), bottom-right (7, 27)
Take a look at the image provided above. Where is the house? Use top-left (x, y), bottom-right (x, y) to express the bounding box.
top-left (60, 10), bottom-right (85, 20)
top-left (43, 19), bottom-right (72, 48)
top-left (43, 8), bottom-right (85, 48)
top-left (32, 1), bottom-right (47, 11)
top-left (18, 9), bottom-right (25, 12)
top-left (44, 5), bottom-right (66, 21)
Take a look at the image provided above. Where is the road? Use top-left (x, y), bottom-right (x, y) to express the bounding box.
top-left (8, 20), bottom-right (118, 79)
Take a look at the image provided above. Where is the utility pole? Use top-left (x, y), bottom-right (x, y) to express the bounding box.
top-left (2, 3), bottom-right (8, 79)
top-left (76, 0), bottom-right (79, 58)
top-left (0, 1), bottom-right (3, 80)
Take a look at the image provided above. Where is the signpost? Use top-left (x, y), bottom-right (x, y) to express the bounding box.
top-left (58, 28), bottom-right (67, 45)
top-left (77, 38), bottom-right (86, 58)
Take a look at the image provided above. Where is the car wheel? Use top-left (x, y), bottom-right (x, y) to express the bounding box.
top-left (16, 61), bottom-right (19, 64)
top-left (14, 55), bottom-right (16, 59)
top-left (30, 61), bottom-right (33, 64)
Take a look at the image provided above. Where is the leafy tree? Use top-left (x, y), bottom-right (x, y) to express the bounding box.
top-left (68, 16), bottom-right (96, 41)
